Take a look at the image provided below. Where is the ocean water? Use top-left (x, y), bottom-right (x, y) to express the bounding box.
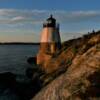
top-left (0, 45), bottom-right (39, 100)
top-left (0, 45), bottom-right (39, 75)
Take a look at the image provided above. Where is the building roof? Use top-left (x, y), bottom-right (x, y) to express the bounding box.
top-left (47, 15), bottom-right (56, 22)
top-left (43, 15), bottom-right (56, 27)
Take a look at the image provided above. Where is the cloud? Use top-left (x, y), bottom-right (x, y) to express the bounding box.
top-left (0, 9), bottom-right (43, 24)
top-left (11, 16), bottom-right (25, 21)
top-left (52, 11), bottom-right (100, 23)
top-left (0, 9), bottom-right (100, 25)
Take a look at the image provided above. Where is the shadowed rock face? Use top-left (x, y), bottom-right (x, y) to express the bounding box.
top-left (32, 32), bottom-right (100, 100)
top-left (0, 71), bottom-right (42, 100)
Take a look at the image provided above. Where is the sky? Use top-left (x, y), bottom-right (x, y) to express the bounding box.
top-left (0, 0), bottom-right (100, 42)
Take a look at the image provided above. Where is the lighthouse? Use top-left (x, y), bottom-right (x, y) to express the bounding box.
top-left (37, 15), bottom-right (61, 65)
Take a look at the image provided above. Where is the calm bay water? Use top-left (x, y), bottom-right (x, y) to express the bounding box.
top-left (0, 45), bottom-right (39, 100)
top-left (0, 45), bottom-right (39, 75)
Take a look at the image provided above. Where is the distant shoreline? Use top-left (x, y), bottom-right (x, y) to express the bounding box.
top-left (0, 42), bottom-right (40, 45)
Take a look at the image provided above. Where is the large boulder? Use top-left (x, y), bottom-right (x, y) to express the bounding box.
top-left (0, 72), bottom-right (16, 88)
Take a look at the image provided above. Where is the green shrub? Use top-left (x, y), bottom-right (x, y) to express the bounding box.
top-left (66, 59), bottom-right (72, 65)
top-left (72, 47), bottom-right (78, 54)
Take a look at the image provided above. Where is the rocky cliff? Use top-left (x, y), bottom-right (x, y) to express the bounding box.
top-left (32, 31), bottom-right (100, 100)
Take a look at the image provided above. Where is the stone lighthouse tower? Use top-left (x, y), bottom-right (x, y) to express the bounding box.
top-left (37, 15), bottom-right (61, 65)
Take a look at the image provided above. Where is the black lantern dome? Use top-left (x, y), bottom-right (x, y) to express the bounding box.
top-left (43, 15), bottom-right (56, 28)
